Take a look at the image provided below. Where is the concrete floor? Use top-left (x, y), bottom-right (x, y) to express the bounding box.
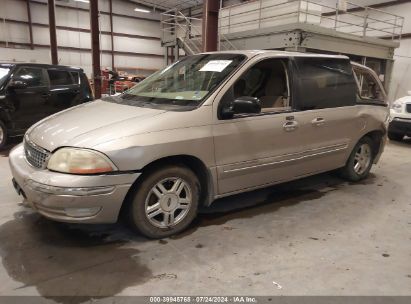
top-left (0, 139), bottom-right (410, 302)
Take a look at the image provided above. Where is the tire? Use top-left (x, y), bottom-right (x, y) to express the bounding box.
top-left (126, 165), bottom-right (200, 239)
top-left (339, 137), bottom-right (375, 182)
top-left (0, 120), bottom-right (7, 150)
top-left (388, 132), bottom-right (404, 141)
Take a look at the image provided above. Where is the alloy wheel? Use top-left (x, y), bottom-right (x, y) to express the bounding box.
top-left (144, 177), bottom-right (192, 228)
top-left (353, 143), bottom-right (372, 175)
top-left (0, 125), bottom-right (3, 144)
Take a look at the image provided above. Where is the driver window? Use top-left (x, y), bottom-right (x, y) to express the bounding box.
top-left (232, 58), bottom-right (290, 112)
top-left (13, 67), bottom-right (46, 87)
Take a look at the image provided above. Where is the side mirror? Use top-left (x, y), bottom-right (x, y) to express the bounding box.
top-left (8, 80), bottom-right (28, 89)
top-left (221, 96), bottom-right (261, 119)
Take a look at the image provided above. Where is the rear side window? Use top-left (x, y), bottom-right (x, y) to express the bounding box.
top-left (70, 71), bottom-right (80, 84)
top-left (14, 67), bottom-right (47, 87)
top-left (353, 68), bottom-right (385, 102)
top-left (48, 69), bottom-right (73, 86)
top-left (294, 58), bottom-right (357, 110)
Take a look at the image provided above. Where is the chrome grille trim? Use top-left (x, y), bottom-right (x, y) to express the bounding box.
top-left (24, 136), bottom-right (50, 169)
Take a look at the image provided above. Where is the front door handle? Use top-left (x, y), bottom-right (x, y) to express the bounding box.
top-left (311, 117), bottom-right (325, 126)
top-left (283, 120), bottom-right (299, 132)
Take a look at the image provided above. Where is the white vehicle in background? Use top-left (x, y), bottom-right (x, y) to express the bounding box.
top-left (389, 91), bottom-right (411, 141)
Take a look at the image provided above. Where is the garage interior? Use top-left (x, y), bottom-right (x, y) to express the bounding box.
top-left (0, 0), bottom-right (411, 301)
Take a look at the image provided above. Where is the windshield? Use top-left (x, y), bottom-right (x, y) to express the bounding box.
top-left (0, 67), bottom-right (11, 87)
top-left (117, 53), bottom-right (246, 107)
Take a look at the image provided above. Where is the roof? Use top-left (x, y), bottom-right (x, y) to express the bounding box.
top-left (197, 50), bottom-right (350, 59)
top-left (0, 63), bottom-right (83, 71)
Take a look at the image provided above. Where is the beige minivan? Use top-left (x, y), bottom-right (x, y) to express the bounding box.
top-left (9, 51), bottom-right (389, 238)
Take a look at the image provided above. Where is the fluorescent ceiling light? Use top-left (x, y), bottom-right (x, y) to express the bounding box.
top-left (134, 7), bottom-right (151, 13)
top-left (74, 0), bottom-right (90, 3)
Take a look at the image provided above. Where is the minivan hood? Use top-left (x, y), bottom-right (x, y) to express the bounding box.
top-left (28, 100), bottom-right (166, 151)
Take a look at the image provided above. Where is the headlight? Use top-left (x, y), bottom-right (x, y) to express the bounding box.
top-left (47, 148), bottom-right (117, 174)
top-left (391, 101), bottom-right (402, 113)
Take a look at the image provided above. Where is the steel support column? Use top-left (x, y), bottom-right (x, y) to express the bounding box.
top-left (90, 0), bottom-right (102, 99)
top-left (47, 0), bottom-right (58, 64)
top-left (202, 0), bottom-right (219, 52)
top-left (109, 0), bottom-right (115, 70)
top-left (26, 0), bottom-right (34, 50)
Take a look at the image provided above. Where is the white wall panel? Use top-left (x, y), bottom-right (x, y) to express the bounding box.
top-left (114, 54), bottom-right (163, 70)
top-left (55, 7), bottom-right (91, 30)
top-left (30, 2), bottom-right (49, 24)
top-left (56, 30), bottom-right (91, 49)
top-left (58, 50), bottom-right (92, 74)
top-left (32, 26), bottom-right (50, 45)
top-left (112, 16), bottom-right (160, 38)
top-left (113, 36), bottom-right (162, 55)
top-left (390, 40), bottom-right (411, 101)
top-left (99, 14), bottom-right (112, 32)
top-left (0, 0), bottom-right (28, 21)
top-left (113, 0), bottom-right (160, 22)
top-left (0, 47), bottom-right (50, 63)
top-left (0, 22), bottom-right (29, 44)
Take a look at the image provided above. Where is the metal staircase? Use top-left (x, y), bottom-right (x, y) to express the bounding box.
top-left (160, 9), bottom-right (236, 59)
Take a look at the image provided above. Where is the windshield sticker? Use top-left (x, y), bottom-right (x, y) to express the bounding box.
top-left (200, 60), bottom-right (233, 72)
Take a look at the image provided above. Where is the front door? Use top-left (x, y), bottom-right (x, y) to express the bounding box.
top-left (7, 66), bottom-right (49, 131)
top-left (212, 57), bottom-right (312, 195)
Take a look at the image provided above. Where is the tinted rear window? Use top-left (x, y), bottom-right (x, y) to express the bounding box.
top-left (70, 71), bottom-right (80, 84)
top-left (294, 58), bottom-right (357, 110)
top-left (48, 70), bottom-right (73, 86)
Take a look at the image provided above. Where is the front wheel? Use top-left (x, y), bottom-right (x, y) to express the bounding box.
top-left (126, 165), bottom-right (200, 239)
top-left (0, 120), bottom-right (7, 150)
top-left (339, 137), bottom-right (375, 182)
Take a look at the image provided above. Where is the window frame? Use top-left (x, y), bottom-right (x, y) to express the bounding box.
top-left (217, 56), bottom-right (294, 120)
top-left (352, 64), bottom-right (387, 105)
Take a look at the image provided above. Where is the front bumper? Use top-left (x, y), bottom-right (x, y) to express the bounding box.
top-left (388, 117), bottom-right (411, 135)
top-left (9, 144), bottom-right (141, 223)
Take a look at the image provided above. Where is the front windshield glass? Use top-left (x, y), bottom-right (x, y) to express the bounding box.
top-left (119, 53), bottom-right (246, 107)
top-left (0, 67), bottom-right (11, 87)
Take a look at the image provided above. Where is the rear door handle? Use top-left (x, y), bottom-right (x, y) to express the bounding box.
top-left (311, 117), bottom-right (325, 126)
top-left (283, 120), bottom-right (299, 132)
top-left (41, 92), bottom-right (50, 98)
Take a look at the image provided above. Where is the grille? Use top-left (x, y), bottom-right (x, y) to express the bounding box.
top-left (406, 104), bottom-right (411, 113)
top-left (24, 138), bottom-right (50, 169)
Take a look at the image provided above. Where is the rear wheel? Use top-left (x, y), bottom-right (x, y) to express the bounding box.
top-left (126, 165), bottom-right (200, 239)
top-left (388, 132), bottom-right (404, 141)
top-left (339, 137), bottom-right (375, 182)
top-left (0, 120), bottom-right (7, 150)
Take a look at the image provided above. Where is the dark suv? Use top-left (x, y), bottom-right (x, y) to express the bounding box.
top-left (0, 63), bottom-right (93, 149)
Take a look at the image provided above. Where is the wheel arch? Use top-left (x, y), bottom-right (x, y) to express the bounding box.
top-left (119, 154), bottom-right (215, 219)
top-left (361, 129), bottom-right (385, 163)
